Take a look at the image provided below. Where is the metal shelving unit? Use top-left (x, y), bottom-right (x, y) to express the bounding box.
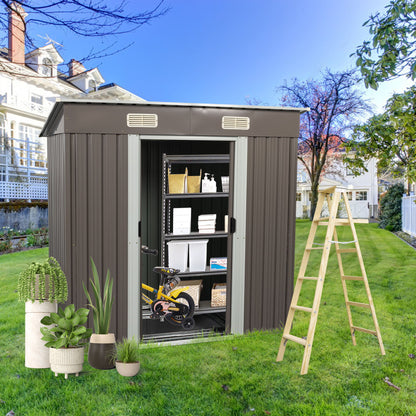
top-left (161, 153), bottom-right (230, 319)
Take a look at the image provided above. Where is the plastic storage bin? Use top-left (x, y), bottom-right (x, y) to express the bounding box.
top-left (167, 241), bottom-right (189, 272)
top-left (188, 239), bottom-right (208, 272)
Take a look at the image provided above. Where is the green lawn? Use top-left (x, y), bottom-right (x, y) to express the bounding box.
top-left (1, 223), bottom-right (416, 415)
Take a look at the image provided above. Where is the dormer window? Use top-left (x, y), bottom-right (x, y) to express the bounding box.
top-left (88, 79), bottom-right (97, 92)
top-left (41, 57), bottom-right (53, 76)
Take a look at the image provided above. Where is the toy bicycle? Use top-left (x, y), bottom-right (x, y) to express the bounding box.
top-left (140, 245), bottom-right (195, 330)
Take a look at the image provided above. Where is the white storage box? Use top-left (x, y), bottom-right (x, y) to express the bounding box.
top-left (173, 207), bottom-right (191, 235)
top-left (188, 239), bottom-right (208, 271)
top-left (167, 241), bottom-right (189, 272)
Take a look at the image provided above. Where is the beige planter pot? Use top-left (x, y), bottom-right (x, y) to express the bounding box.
top-left (50, 347), bottom-right (85, 379)
top-left (116, 361), bottom-right (140, 377)
top-left (25, 301), bottom-right (57, 368)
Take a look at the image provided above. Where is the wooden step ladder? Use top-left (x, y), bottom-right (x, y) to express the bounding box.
top-left (276, 186), bottom-right (385, 375)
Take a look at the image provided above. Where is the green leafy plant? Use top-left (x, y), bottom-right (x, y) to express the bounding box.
top-left (379, 183), bottom-right (405, 232)
top-left (40, 304), bottom-right (92, 349)
top-left (83, 258), bottom-right (114, 334)
top-left (17, 257), bottom-right (68, 303)
top-left (113, 338), bottom-right (140, 363)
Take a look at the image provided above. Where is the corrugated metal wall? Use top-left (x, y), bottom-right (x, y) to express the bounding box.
top-left (244, 136), bottom-right (297, 331)
top-left (48, 133), bottom-right (128, 339)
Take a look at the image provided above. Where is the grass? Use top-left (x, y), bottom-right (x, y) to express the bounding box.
top-left (1, 223), bottom-right (416, 415)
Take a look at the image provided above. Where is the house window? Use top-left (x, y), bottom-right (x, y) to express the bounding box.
top-left (18, 125), bottom-right (42, 168)
top-left (296, 193), bottom-right (301, 201)
top-left (356, 191), bottom-right (367, 201)
top-left (88, 80), bottom-right (97, 92)
top-left (41, 58), bottom-right (53, 76)
top-left (346, 166), bottom-right (364, 176)
top-left (346, 191), bottom-right (353, 200)
top-left (31, 94), bottom-right (43, 105)
top-left (0, 114), bottom-right (5, 151)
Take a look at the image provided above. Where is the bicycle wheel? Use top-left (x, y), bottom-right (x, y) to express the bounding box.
top-left (165, 292), bottom-right (195, 327)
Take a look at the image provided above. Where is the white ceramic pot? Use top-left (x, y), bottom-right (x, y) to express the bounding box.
top-left (25, 301), bottom-right (57, 368)
top-left (115, 361), bottom-right (140, 377)
top-left (50, 346), bottom-right (85, 379)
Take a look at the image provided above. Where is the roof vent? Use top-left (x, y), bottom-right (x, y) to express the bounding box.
top-left (222, 116), bottom-right (250, 130)
top-left (127, 113), bottom-right (158, 128)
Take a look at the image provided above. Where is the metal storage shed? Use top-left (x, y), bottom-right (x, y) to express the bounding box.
top-left (41, 100), bottom-right (306, 341)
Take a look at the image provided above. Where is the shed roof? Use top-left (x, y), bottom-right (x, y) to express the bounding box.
top-left (41, 99), bottom-right (309, 138)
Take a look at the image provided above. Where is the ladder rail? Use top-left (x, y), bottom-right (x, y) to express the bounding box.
top-left (277, 188), bottom-right (385, 375)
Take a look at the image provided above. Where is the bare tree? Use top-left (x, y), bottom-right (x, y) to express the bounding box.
top-left (279, 69), bottom-right (370, 218)
top-left (0, 0), bottom-right (167, 67)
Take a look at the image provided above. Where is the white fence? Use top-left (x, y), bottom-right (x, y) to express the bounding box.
top-left (0, 177), bottom-right (48, 201)
top-left (402, 195), bottom-right (416, 236)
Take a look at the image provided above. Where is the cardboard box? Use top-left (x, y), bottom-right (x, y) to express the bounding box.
top-left (210, 257), bottom-right (227, 270)
top-left (173, 207), bottom-right (191, 235)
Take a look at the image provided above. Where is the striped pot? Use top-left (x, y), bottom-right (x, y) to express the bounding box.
top-left (50, 346), bottom-right (85, 379)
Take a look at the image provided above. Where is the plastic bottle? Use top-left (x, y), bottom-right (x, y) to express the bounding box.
top-left (201, 173), bottom-right (210, 193)
top-left (210, 174), bottom-right (217, 192)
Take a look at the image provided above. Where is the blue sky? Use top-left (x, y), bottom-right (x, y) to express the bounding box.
top-left (30, 0), bottom-right (413, 113)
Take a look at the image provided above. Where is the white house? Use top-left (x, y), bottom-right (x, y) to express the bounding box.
top-left (296, 156), bottom-right (378, 219)
top-left (0, 2), bottom-right (144, 201)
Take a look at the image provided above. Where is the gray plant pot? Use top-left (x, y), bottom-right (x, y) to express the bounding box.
top-left (88, 333), bottom-right (116, 370)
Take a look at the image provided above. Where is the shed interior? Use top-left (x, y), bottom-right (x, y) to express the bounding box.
top-left (140, 139), bottom-right (233, 342)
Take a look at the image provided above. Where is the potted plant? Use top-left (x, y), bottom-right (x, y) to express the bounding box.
top-left (113, 337), bottom-right (140, 377)
top-left (83, 257), bottom-right (115, 369)
top-left (17, 257), bottom-right (68, 368)
top-left (40, 304), bottom-right (92, 379)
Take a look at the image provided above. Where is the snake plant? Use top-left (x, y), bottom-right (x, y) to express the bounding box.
top-left (82, 258), bottom-right (114, 334)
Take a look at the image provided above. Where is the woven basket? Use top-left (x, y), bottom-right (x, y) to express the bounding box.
top-left (211, 283), bottom-right (226, 307)
top-left (169, 279), bottom-right (203, 308)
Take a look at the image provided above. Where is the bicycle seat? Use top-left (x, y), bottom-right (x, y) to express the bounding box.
top-left (153, 266), bottom-right (180, 276)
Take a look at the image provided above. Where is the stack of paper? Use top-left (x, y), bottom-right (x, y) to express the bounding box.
top-left (198, 214), bottom-right (216, 234)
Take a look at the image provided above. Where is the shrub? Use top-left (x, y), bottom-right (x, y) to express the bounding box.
top-left (379, 183), bottom-right (405, 231)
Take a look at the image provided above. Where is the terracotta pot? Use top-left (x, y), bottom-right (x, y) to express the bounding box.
top-left (25, 301), bottom-right (57, 368)
top-left (116, 361), bottom-right (140, 377)
top-left (88, 333), bottom-right (116, 369)
top-left (50, 346), bottom-right (85, 379)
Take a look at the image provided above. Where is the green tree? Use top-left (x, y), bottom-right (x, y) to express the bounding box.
top-left (379, 183), bottom-right (405, 231)
top-left (354, 0), bottom-right (416, 89)
top-left (345, 86), bottom-right (416, 194)
top-left (279, 69), bottom-right (370, 218)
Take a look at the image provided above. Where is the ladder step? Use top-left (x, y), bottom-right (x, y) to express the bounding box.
top-left (291, 305), bottom-right (313, 313)
top-left (347, 301), bottom-right (371, 309)
top-left (317, 220), bottom-right (366, 226)
top-left (283, 334), bottom-right (307, 346)
top-left (352, 326), bottom-right (377, 336)
top-left (306, 247), bottom-right (324, 250)
top-left (342, 275), bottom-right (364, 281)
top-left (337, 248), bottom-right (357, 253)
top-left (298, 276), bottom-right (319, 281)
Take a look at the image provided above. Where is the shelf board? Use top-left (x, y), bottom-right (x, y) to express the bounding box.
top-left (178, 267), bottom-right (227, 277)
top-left (164, 154), bottom-right (230, 164)
top-left (164, 192), bottom-right (229, 199)
top-left (194, 300), bottom-right (226, 315)
top-left (164, 231), bottom-right (228, 240)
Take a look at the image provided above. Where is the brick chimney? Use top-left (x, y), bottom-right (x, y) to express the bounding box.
top-left (8, 2), bottom-right (28, 64)
top-left (68, 59), bottom-right (86, 77)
